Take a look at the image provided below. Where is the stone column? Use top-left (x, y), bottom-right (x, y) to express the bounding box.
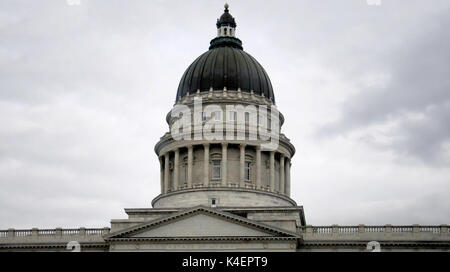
top-left (173, 148), bottom-right (179, 190)
top-left (203, 144), bottom-right (210, 187)
top-left (222, 143), bottom-right (228, 186)
top-left (240, 144), bottom-right (246, 187)
top-left (279, 154), bottom-right (285, 194)
top-left (159, 156), bottom-right (164, 193)
top-left (285, 159), bottom-right (291, 197)
top-left (187, 145), bottom-right (193, 187)
top-left (164, 153), bottom-right (170, 194)
top-left (256, 145), bottom-right (261, 189)
top-left (269, 151), bottom-right (275, 191)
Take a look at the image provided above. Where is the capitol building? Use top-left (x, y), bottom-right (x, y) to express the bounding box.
top-left (1, 5), bottom-right (448, 252)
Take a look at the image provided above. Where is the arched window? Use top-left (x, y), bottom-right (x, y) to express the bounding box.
top-left (224, 28), bottom-right (227, 36)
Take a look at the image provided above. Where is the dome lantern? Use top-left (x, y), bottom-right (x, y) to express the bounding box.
top-left (216, 3), bottom-right (237, 38)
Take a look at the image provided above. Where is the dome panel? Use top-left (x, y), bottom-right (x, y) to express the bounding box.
top-left (176, 46), bottom-right (275, 103)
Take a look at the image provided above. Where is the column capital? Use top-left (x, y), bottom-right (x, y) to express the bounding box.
top-left (239, 143), bottom-right (246, 148)
top-left (203, 143), bottom-right (210, 148)
top-left (221, 142), bottom-right (228, 147)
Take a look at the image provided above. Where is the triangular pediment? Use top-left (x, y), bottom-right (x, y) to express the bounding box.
top-left (134, 213), bottom-right (271, 237)
top-left (105, 206), bottom-right (299, 240)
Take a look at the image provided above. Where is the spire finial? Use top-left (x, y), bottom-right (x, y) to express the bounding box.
top-left (224, 3), bottom-right (229, 12)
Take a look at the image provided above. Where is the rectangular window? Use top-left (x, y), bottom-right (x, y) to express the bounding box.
top-left (211, 198), bottom-right (217, 207)
top-left (245, 112), bottom-right (250, 123)
top-left (228, 111), bottom-right (237, 121)
top-left (212, 160), bottom-right (221, 179)
top-left (201, 112), bottom-right (207, 121)
top-left (213, 111), bottom-right (222, 121)
top-left (245, 162), bottom-right (251, 181)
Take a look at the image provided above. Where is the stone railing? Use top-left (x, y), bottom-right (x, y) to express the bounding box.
top-left (0, 227), bottom-right (110, 251)
top-left (301, 224), bottom-right (449, 241)
top-left (0, 227), bottom-right (110, 239)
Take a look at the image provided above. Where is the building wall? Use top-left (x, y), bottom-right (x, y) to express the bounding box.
top-left (152, 189), bottom-right (296, 208)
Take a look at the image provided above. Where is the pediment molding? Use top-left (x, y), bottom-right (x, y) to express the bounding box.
top-left (105, 206), bottom-right (299, 241)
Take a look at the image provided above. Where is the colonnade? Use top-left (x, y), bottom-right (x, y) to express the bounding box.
top-left (159, 143), bottom-right (291, 196)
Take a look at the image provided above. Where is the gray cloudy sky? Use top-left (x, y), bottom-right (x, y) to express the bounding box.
top-left (0, 0), bottom-right (449, 228)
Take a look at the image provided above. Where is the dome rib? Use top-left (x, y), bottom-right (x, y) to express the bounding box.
top-left (230, 47), bottom-right (240, 88)
top-left (195, 51), bottom-right (211, 92)
top-left (237, 48), bottom-right (252, 92)
top-left (189, 52), bottom-right (208, 93)
top-left (183, 55), bottom-right (202, 96)
top-left (250, 56), bottom-right (268, 96)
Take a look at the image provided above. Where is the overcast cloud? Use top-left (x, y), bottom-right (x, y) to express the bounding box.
top-left (0, 0), bottom-right (449, 228)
